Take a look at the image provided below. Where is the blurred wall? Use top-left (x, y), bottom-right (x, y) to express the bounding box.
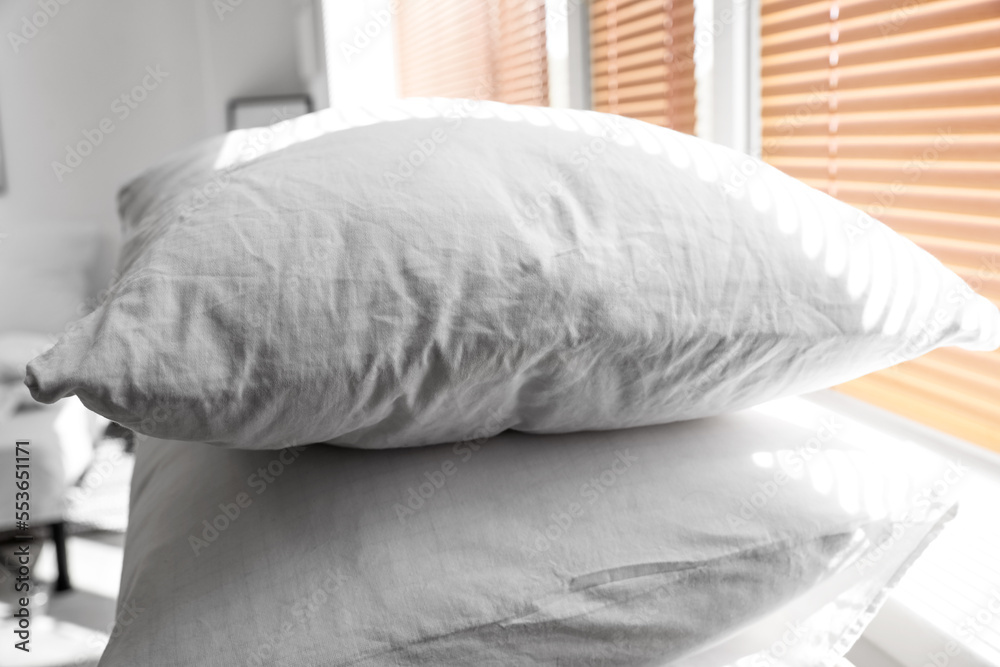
top-left (0, 0), bottom-right (311, 332)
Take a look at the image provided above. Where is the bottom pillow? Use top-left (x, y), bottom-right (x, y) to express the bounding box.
top-left (101, 399), bottom-right (959, 666)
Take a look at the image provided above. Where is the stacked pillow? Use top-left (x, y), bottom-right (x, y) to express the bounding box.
top-left (100, 403), bottom-right (962, 666)
top-left (25, 99), bottom-right (999, 449)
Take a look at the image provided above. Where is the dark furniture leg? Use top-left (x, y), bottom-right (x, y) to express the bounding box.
top-left (51, 521), bottom-right (71, 592)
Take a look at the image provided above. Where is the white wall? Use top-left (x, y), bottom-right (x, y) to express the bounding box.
top-left (0, 0), bottom-right (309, 331)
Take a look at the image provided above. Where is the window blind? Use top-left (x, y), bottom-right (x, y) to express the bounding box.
top-left (761, 0), bottom-right (1000, 451)
top-left (396, 0), bottom-right (549, 106)
top-left (590, 0), bottom-right (697, 132)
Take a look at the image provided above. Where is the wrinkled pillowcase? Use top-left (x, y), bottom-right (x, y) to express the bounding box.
top-left (98, 404), bottom-right (960, 667)
top-left (26, 99), bottom-right (1000, 449)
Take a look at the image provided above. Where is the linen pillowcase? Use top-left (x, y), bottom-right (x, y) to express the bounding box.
top-left (98, 402), bottom-right (960, 667)
top-left (27, 99), bottom-right (1000, 449)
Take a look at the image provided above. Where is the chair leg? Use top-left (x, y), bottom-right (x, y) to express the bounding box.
top-left (51, 522), bottom-right (71, 592)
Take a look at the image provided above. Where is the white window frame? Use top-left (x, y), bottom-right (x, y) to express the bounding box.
top-left (705, 0), bottom-right (760, 156)
top-left (565, 0), bottom-right (592, 110)
top-left (564, 0), bottom-right (761, 154)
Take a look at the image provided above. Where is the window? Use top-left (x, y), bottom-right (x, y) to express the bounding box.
top-left (589, 0), bottom-right (698, 132)
top-left (761, 0), bottom-right (1000, 451)
top-left (396, 0), bottom-right (549, 105)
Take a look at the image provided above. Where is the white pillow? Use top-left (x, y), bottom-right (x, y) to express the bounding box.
top-left (26, 99), bottom-right (1000, 449)
top-left (99, 400), bottom-right (960, 666)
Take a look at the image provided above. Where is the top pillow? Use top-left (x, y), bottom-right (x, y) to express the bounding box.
top-left (26, 99), bottom-right (1000, 449)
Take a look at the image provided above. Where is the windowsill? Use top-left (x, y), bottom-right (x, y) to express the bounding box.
top-left (803, 389), bottom-right (1000, 667)
top-left (804, 389), bottom-right (1000, 479)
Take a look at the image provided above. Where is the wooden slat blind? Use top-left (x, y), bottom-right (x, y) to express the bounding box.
top-left (590, 0), bottom-right (697, 132)
top-left (396, 0), bottom-right (549, 106)
top-left (762, 0), bottom-right (1000, 451)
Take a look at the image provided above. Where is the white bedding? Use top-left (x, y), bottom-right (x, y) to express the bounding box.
top-left (100, 397), bottom-right (959, 666)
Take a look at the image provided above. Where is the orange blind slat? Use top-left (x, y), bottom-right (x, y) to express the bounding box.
top-left (396, 0), bottom-right (549, 106)
top-left (762, 0), bottom-right (1000, 452)
top-left (590, 0), bottom-right (697, 133)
